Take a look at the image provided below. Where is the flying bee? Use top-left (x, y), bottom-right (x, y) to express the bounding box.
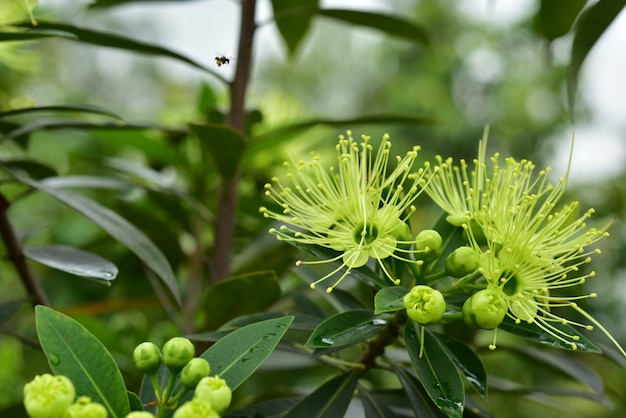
top-left (215, 56), bottom-right (232, 67)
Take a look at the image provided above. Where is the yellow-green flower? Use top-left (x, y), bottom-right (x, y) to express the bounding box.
top-left (260, 131), bottom-right (429, 293)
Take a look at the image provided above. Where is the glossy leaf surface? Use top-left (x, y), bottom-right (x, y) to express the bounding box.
top-left (305, 309), bottom-right (387, 349)
top-left (374, 286), bottom-right (408, 314)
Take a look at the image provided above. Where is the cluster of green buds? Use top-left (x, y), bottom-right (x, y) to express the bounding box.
top-left (131, 337), bottom-right (232, 418)
top-left (22, 374), bottom-right (107, 418)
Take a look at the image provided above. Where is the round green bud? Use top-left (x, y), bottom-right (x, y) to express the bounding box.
top-left (414, 230), bottom-right (443, 262)
top-left (445, 246), bottom-right (479, 278)
top-left (181, 358), bottom-right (211, 389)
top-left (403, 285), bottom-right (446, 324)
top-left (162, 337), bottom-right (195, 373)
top-left (194, 376), bottom-right (232, 414)
top-left (133, 342), bottom-right (162, 374)
top-left (463, 289), bottom-right (507, 329)
top-left (125, 412), bottom-right (156, 418)
top-left (172, 399), bottom-right (219, 418)
top-left (23, 374), bottom-right (76, 418)
top-left (62, 396), bottom-right (107, 418)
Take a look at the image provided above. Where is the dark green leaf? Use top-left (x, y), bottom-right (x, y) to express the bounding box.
top-left (318, 9), bottom-right (429, 45)
top-left (536, 0), bottom-right (587, 41)
top-left (305, 309), bottom-right (387, 349)
top-left (200, 315), bottom-right (294, 391)
top-left (283, 370), bottom-right (360, 418)
top-left (35, 306), bottom-right (130, 418)
top-left (0, 158), bottom-right (57, 179)
top-left (271, 0), bottom-right (319, 55)
top-left (0, 104), bottom-right (122, 120)
top-left (405, 323), bottom-right (464, 418)
top-left (391, 364), bottom-right (447, 418)
top-left (41, 176), bottom-right (134, 189)
top-left (201, 271), bottom-right (282, 330)
top-left (0, 29), bottom-right (77, 41)
top-left (15, 21), bottom-right (225, 80)
top-left (568, 0), bottom-right (626, 113)
top-left (219, 311), bottom-right (321, 332)
top-left (223, 397), bottom-right (300, 418)
top-left (21, 178), bottom-right (181, 304)
top-left (359, 385), bottom-right (398, 418)
top-left (498, 316), bottom-right (601, 352)
top-left (189, 123), bottom-right (246, 179)
top-left (23, 245), bottom-right (118, 285)
top-left (0, 300), bottom-right (23, 325)
top-left (432, 332), bottom-right (487, 398)
top-left (127, 391), bottom-right (143, 412)
top-left (374, 286), bottom-right (408, 314)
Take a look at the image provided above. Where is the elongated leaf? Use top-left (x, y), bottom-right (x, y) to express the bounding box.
top-left (405, 323), bottom-right (464, 418)
top-left (498, 316), bottom-right (601, 352)
top-left (271, 0), bottom-right (318, 55)
top-left (391, 364), bottom-right (447, 418)
top-left (0, 29), bottom-right (77, 41)
top-left (41, 176), bottom-right (134, 190)
top-left (536, 0), bottom-right (587, 41)
top-left (219, 311), bottom-right (321, 332)
top-left (201, 271), bottom-right (282, 330)
top-left (359, 386), bottom-right (398, 418)
top-left (223, 398), bottom-right (300, 418)
top-left (283, 370), bottom-right (360, 418)
top-left (0, 158), bottom-right (57, 179)
top-left (432, 332), bottom-right (487, 398)
top-left (305, 309), bottom-right (387, 349)
top-left (0, 104), bottom-right (122, 120)
top-left (21, 178), bottom-right (180, 304)
top-left (200, 315), bottom-right (294, 391)
top-left (23, 245), bottom-right (118, 285)
top-left (35, 306), bottom-right (130, 418)
top-left (568, 0), bottom-right (626, 113)
top-left (374, 286), bottom-right (408, 314)
top-left (318, 9), bottom-right (429, 45)
top-left (15, 21), bottom-right (225, 80)
top-left (189, 124), bottom-right (246, 179)
top-left (89, 0), bottom-right (200, 9)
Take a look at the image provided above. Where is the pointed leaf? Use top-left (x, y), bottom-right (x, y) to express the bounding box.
top-left (374, 286), bottom-right (408, 314)
top-left (391, 364), bottom-right (447, 418)
top-left (40, 176), bottom-right (134, 190)
top-left (222, 397), bottom-right (300, 418)
top-left (189, 123), bottom-right (246, 179)
top-left (0, 158), bottom-right (57, 179)
top-left (200, 315), bottom-right (294, 391)
top-left (305, 309), bottom-right (387, 349)
top-left (35, 306), bottom-right (130, 418)
top-left (271, 0), bottom-right (318, 55)
top-left (359, 386), bottom-right (398, 418)
top-left (536, 0), bottom-right (587, 41)
top-left (498, 316), bottom-right (601, 352)
top-left (218, 311), bottom-right (321, 332)
top-left (568, 0), bottom-right (626, 113)
top-left (283, 370), bottom-right (360, 418)
top-left (432, 332), bottom-right (487, 398)
top-left (23, 245), bottom-right (118, 285)
top-left (0, 29), bottom-right (77, 41)
top-left (405, 323), bottom-right (464, 418)
top-left (21, 178), bottom-right (180, 304)
top-left (318, 9), bottom-right (429, 45)
top-left (0, 104), bottom-right (122, 120)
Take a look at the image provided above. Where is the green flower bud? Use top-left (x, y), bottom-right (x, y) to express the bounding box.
top-left (23, 374), bottom-right (76, 418)
top-left (181, 358), bottom-right (211, 389)
top-left (445, 246), bottom-right (479, 278)
top-left (403, 285), bottom-right (446, 324)
top-left (172, 399), bottom-right (219, 418)
top-left (463, 289), bottom-right (507, 329)
top-left (414, 230), bottom-right (443, 262)
top-left (62, 396), bottom-right (107, 418)
top-left (133, 342), bottom-right (162, 374)
top-left (194, 376), bottom-right (232, 414)
top-left (162, 337), bottom-right (195, 373)
top-left (125, 412), bottom-right (156, 418)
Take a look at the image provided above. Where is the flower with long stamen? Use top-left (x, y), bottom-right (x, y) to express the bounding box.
top-left (260, 131), bottom-right (430, 293)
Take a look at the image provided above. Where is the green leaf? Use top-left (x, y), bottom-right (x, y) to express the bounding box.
top-left (0, 158), bottom-right (57, 179)
top-left (405, 323), bottom-right (464, 418)
top-left (432, 332), bottom-right (487, 398)
top-left (271, 0), bottom-right (319, 55)
top-left (568, 0), bottom-right (626, 113)
top-left (0, 300), bottom-right (23, 326)
top-left (0, 29), bottom-right (77, 41)
top-left (374, 286), bottom-right (408, 314)
top-left (189, 123), bottom-right (246, 179)
top-left (391, 364), bottom-right (448, 418)
top-left (305, 309), bottom-right (387, 349)
top-left (88, 0), bottom-right (200, 9)
top-left (35, 306), bottom-right (130, 418)
top-left (222, 397), bottom-right (300, 417)
top-left (0, 104), bottom-right (122, 120)
top-left (283, 370), bottom-right (360, 418)
top-left (219, 311), bottom-right (321, 332)
top-left (14, 20), bottom-right (225, 80)
top-left (23, 245), bottom-right (118, 285)
top-left (40, 176), bottom-right (134, 190)
top-left (201, 271), bottom-right (282, 330)
top-left (536, 0), bottom-right (587, 41)
top-left (358, 386), bottom-right (398, 418)
top-left (498, 316), bottom-right (601, 352)
top-left (21, 178), bottom-right (181, 304)
top-left (318, 9), bottom-right (429, 45)
top-left (127, 391), bottom-right (143, 412)
top-left (200, 315), bottom-right (294, 391)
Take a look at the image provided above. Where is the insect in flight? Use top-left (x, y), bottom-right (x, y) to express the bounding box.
top-left (215, 56), bottom-right (232, 67)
